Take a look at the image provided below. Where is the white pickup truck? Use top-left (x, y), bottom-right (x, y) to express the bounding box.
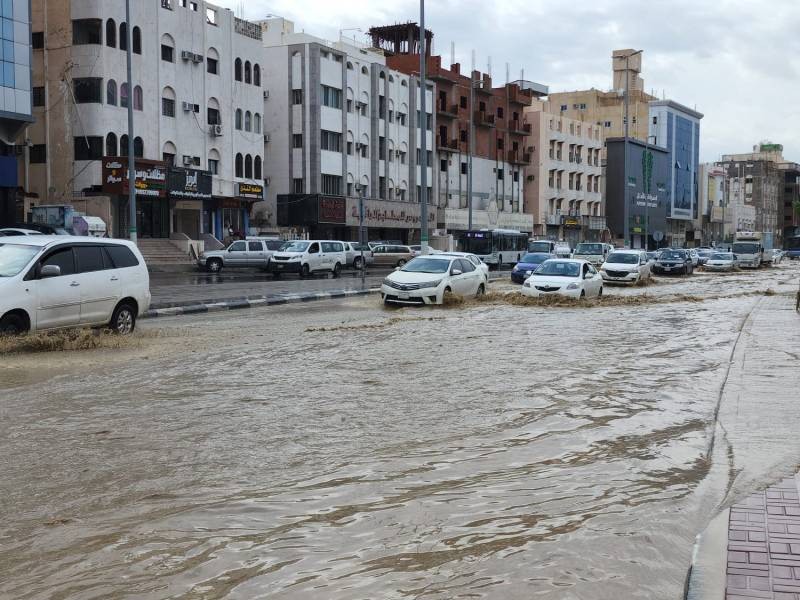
top-left (572, 242), bottom-right (608, 266)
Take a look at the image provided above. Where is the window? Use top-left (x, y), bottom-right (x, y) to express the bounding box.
top-left (244, 155), bottom-right (253, 178)
top-left (497, 168), bottom-right (504, 180)
top-left (207, 56), bottom-right (218, 74)
top-left (292, 134), bottom-right (302, 148)
top-left (604, 121), bottom-right (611, 128)
top-left (162, 152), bottom-right (175, 165)
top-left (105, 245), bottom-right (139, 268)
top-left (133, 136), bottom-right (143, 158)
top-left (321, 174), bottom-right (342, 195)
top-left (162, 96), bottom-right (175, 117)
top-left (132, 26), bottom-right (141, 54)
top-left (235, 109), bottom-right (242, 130)
top-left (75, 246), bottom-right (105, 273)
top-left (29, 144), bottom-right (46, 163)
top-left (497, 107), bottom-right (504, 119)
top-left (41, 247), bottom-right (75, 276)
top-left (513, 170), bottom-right (519, 183)
top-left (253, 64), bottom-right (260, 86)
top-left (133, 85), bottom-right (143, 110)
top-left (379, 136), bottom-right (386, 160)
top-left (461, 162), bottom-right (467, 175)
top-left (119, 22), bottom-right (127, 51)
top-left (497, 138), bottom-right (504, 150)
top-left (229, 241), bottom-right (246, 252)
top-left (234, 58), bottom-right (242, 81)
top-left (244, 111), bottom-right (252, 132)
top-left (346, 140), bottom-right (353, 155)
top-left (397, 112), bottom-right (406, 126)
top-left (254, 114), bottom-right (261, 133)
top-left (206, 7), bottom-right (217, 25)
top-left (293, 178), bottom-right (304, 193)
top-left (321, 85), bottom-right (342, 109)
top-left (346, 99), bottom-right (353, 113)
top-left (72, 19), bottom-right (101, 45)
top-left (74, 136), bottom-right (103, 161)
top-left (244, 60), bottom-right (251, 84)
top-left (652, 116), bottom-right (658, 125)
top-left (120, 134), bottom-right (129, 156)
top-left (120, 82), bottom-right (128, 108)
top-left (254, 156), bottom-right (262, 180)
top-left (440, 159), bottom-right (447, 172)
top-left (361, 66), bottom-right (369, 75)
top-left (207, 106), bottom-right (220, 125)
top-left (161, 44), bottom-right (173, 62)
top-left (105, 133), bottom-right (117, 156)
top-left (399, 150), bottom-right (406, 164)
top-left (560, 104), bottom-right (567, 111)
top-left (208, 158), bottom-right (219, 174)
top-left (460, 96), bottom-right (467, 109)
top-left (105, 19), bottom-right (116, 47)
top-left (321, 130), bottom-right (342, 152)
top-left (32, 32), bottom-right (44, 49)
top-left (32, 87), bottom-right (45, 107)
top-left (235, 153), bottom-right (243, 177)
top-left (73, 78), bottom-right (102, 103)
top-left (292, 89), bottom-right (303, 104)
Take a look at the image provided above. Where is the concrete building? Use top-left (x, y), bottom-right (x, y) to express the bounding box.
top-left (0, 0), bottom-right (33, 226)
top-left (373, 22), bottom-right (537, 236)
top-left (648, 100), bottom-right (703, 246)
top-left (697, 163), bottom-right (728, 244)
top-left (778, 161), bottom-right (800, 245)
top-left (605, 137), bottom-right (670, 249)
top-left (27, 0), bottom-right (264, 241)
top-left (259, 17), bottom-right (432, 242)
top-left (523, 105), bottom-right (606, 246)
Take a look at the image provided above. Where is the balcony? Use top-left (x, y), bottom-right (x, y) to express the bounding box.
top-left (545, 212), bottom-right (562, 225)
top-left (437, 137), bottom-right (459, 153)
top-left (437, 102), bottom-right (459, 119)
top-left (509, 120), bottom-right (532, 136)
top-left (508, 150), bottom-right (531, 165)
top-left (588, 215), bottom-right (607, 231)
top-left (508, 86), bottom-right (533, 106)
top-left (474, 110), bottom-right (495, 127)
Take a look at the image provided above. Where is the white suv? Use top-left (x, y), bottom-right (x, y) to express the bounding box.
top-left (267, 240), bottom-right (347, 279)
top-left (0, 236), bottom-right (151, 335)
top-left (600, 250), bottom-right (651, 284)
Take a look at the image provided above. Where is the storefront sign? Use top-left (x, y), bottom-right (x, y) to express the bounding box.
top-left (237, 183), bottom-right (264, 200)
top-left (562, 217), bottom-right (581, 228)
top-left (168, 167), bottom-right (212, 200)
top-left (318, 196), bottom-right (346, 224)
top-left (346, 198), bottom-right (435, 229)
top-left (102, 157), bottom-right (167, 198)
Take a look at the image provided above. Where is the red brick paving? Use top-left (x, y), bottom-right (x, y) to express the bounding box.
top-left (727, 477), bottom-right (800, 599)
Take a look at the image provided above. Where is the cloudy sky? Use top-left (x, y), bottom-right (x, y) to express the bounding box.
top-left (217, 0), bottom-right (800, 163)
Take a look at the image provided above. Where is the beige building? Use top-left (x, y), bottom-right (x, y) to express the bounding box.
top-left (523, 104), bottom-right (605, 245)
top-left (546, 50), bottom-right (656, 147)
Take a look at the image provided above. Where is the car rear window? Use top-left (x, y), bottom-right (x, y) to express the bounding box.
top-left (105, 245), bottom-right (139, 268)
top-left (75, 246), bottom-right (105, 272)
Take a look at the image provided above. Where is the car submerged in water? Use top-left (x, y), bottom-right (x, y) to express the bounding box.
top-left (652, 249), bottom-right (694, 275)
top-left (511, 252), bottom-right (554, 284)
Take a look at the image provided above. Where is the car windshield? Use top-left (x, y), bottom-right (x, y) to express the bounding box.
top-left (660, 251), bottom-right (685, 260)
top-left (520, 253), bottom-right (550, 264)
top-left (0, 243), bottom-right (39, 277)
top-left (459, 236), bottom-right (491, 254)
top-left (528, 241), bottom-right (552, 253)
top-left (533, 261), bottom-right (580, 277)
top-left (711, 253), bottom-right (733, 260)
top-left (733, 242), bottom-right (759, 254)
top-left (401, 257), bottom-right (451, 274)
top-left (281, 241), bottom-right (309, 252)
top-left (607, 253), bottom-right (640, 264)
top-left (575, 243), bottom-right (604, 254)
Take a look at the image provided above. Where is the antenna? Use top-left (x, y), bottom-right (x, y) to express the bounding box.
top-left (451, 41), bottom-right (455, 68)
top-left (505, 62), bottom-right (510, 84)
top-left (487, 56), bottom-right (492, 78)
top-left (471, 48), bottom-right (475, 74)
top-left (520, 68), bottom-right (524, 82)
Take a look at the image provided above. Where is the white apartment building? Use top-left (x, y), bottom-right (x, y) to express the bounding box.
top-left (524, 106), bottom-right (605, 245)
top-left (27, 0), bottom-right (264, 241)
top-left (258, 17), bottom-right (434, 243)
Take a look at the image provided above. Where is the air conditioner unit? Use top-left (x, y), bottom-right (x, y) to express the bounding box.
top-left (263, 133), bottom-right (270, 142)
top-left (180, 50), bottom-right (194, 61)
top-left (181, 101), bottom-right (193, 112)
top-left (263, 90), bottom-right (269, 100)
top-left (210, 124), bottom-right (223, 136)
top-left (182, 155), bottom-right (193, 166)
top-left (192, 53), bottom-right (204, 63)
top-left (265, 177), bottom-right (271, 186)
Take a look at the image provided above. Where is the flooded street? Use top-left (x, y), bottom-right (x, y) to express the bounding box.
top-left (1, 265), bottom-right (799, 599)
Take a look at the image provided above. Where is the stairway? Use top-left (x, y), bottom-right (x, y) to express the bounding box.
top-left (136, 239), bottom-right (195, 268)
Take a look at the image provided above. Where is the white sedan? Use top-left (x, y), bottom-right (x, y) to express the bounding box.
top-left (704, 252), bottom-right (738, 271)
top-left (522, 259), bottom-right (603, 299)
top-left (437, 252), bottom-right (490, 281)
top-left (600, 250), bottom-right (651, 285)
top-left (381, 255), bottom-right (486, 305)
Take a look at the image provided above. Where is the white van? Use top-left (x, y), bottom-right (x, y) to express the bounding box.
top-left (267, 240), bottom-right (347, 278)
top-left (0, 236), bottom-right (151, 335)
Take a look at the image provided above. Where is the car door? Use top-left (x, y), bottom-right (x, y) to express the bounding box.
top-left (640, 253), bottom-right (650, 278)
top-left (458, 258), bottom-right (481, 294)
top-left (306, 242), bottom-right (322, 271)
top-left (372, 245), bottom-right (387, 266)
top-left (226, 240), bottom-right (248, 266)
top-left (74, 245), bottom-right (120, 325)
top-left (448, 259), bottom-right (469, 294)
top-left (248, 241), bottom-right (268, 267)
top-left (33, 245), bottom-right (82, 330)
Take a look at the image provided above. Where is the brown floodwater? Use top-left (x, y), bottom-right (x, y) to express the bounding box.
top-left (1, 264), bottom-right (799, 599)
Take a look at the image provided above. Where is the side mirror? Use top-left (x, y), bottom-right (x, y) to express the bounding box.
top-left (40, 264), bottom-right (61, 278)
top-left (451, 269), bottom-right (463, 276)
top-left (394, 266), bottom-right (401, 271)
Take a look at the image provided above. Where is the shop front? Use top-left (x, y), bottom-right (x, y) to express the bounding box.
top-left (103, 157), bottom-right (168, 238)
top-left (205, 183), bottom-right (261, 241)
top-left (277, 194), bottom-right (348, 240)
top-left (167, 167), bottom-right (212, 240)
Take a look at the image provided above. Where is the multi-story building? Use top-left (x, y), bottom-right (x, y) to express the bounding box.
top-left (778, 161), bottom-right (800, 244)
top-left (259, 17), bottom-right (432, 242)
top-left (0, 0), bottom-right (33, 226)
top-left (648, 100), bottom-right (703, 246)
top-left (27, 0), bottom-right (264, 240)
top-left (372, 23), bottom-right (538, 236)
top-left (697, 163), bottom-right (728, 244)
top-left (523, 105), bottom-right (605, 246)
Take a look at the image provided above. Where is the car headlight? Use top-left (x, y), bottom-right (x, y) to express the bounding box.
top-left (382, 278), bottom-right (393, 286)
top-left (418, 279), bottom-right (443, 289)
top-left (523, 280), bottom-right (531, 287)
top-left (512, 266), bottom-right (519, 272)
top-left (566, 283), bottom-right (579, 290)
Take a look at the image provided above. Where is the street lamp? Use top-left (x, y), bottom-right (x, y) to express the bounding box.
top-left (467, 74), bottom-right (481, 231)
top-left (418, 0), bottom-right (429, 254)
top-left (622, 49), bottom-right (643, 249)
top-left (355, 183), bottom-right (366, 286)
top-left (125, 0), bottom-right (137, 244)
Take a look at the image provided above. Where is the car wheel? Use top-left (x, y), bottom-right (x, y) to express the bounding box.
top-left (110, 302), bottom-right (136, 335)
top-left (580, 290), bottom-right (586, 298)
top-left (0, 312), bottom-right (27, 336)
top-left (353, 256), bottom-right (364, 270)
top-left (300, 263), bottom-right (310, 278)
top-left (332, 263), bottom-right (341, 278)
top-left (476, 283), bottom-right (486, 298)
top-left (397, 259), bottom-right (406, 267)
top-left (207, 259), bottom-right (222, 273)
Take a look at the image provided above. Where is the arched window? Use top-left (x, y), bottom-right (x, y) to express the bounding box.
top-left (346, 61), bottom-right (353, 70)
top-left (206, 47), bottom-right (219, 75)
top-left (254, 113), bottom-right (261, 134)
top-left (254, 156), bottom-right (262, 180)
top-left (161, 86), bottom-right (175, 117)
top-left (120, 134), bottom-right (129, 156)
top-left (120, 82), bottom-right (129, 108)
top-left (132, 26), bottom-right (141, 54)
top-left (234, 58), bottom-right (242, 81)
top-left (106, 132), bottom-right (117, 156)
top-left (119, 22), bottom-right (127, 51)
top-left (253, 64), bottom-right (260, 86)
top-left (244, 60), bottom-right (251, 84)
top-left (361, 66), bottom-right (368, 75)
top-left (208, 148), bottom-right (221, 174)
top-left (401, 80), bottom-right (408, 87)
top-left (106, 80), bottom-right (117, 105)
top-left (133, 85), bottom-right (143, 110)
top-left (235, 153), bottom-right (243, 178)
top-left (244, 111), bottom-right (252, 132)
top-left (244, 154), bottom-right (253, 179)
top-left (235, 109), bottom-right (242, 130)
top-left (106, 19), bottom-right (116, 48)
top-left (133, 136), bottom-right (143, 158)
top-left (379, 72), bottom-right (386, 80)
top-left (162, 141), bottom-right (177, 165)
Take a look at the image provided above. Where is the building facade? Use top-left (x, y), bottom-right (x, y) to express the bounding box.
top-left (523, 106), bottom-right (605, 246)
top-left (0, 0), bottom-right (32, 225)
top-left (779, 161), bottom-right (800, 245)
top-left (259, 17), bottom-right (432, 242)
top-left (697, 163), bottom-right (728, 244)
top-left (27, 0), bottom-right (264, 239)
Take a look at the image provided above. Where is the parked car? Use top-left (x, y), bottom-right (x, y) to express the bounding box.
top-left (554, 241), bottom-right (572, 258)
top-left (368, 240), bottom-right (403, 250)
top-left (600, 250), bottom-right (651, 285)
top-left (381, 255), bottom-right (487, 305)
top-left (0, 236), bottom-right (150, 336)
top-left (371, 244), bottom-right (414, 268)
top-left (528, 239), bottom-right (557, 254)
top-left (511, 252), bottom-right (554, 284)
top-left (267, 240), bottom-right (347, 278)
top-left (198, 238), bottom-right (279, 273)
top-left (771, 249), bottom-right (785, 264)
top-left (704, 252), bottom-right (738, 272)
top-left (696, 249), bottom-right (716, 265)
top-left (572, 242), bottom-right (608, 266)
top-left (437, 252), bottom-right (490, 281)
top-left (522, 259), bottom-right (603, 299)
top-left (342, 242), bottom-right (374, 270)
top-left (687, 248), bottom-right (701, 267)
top-left (0, 228), bottom-right (44, 236)
top-left (646, 251), bottom-right (660, 263)
top-left (652, 249), bottom-right (694, 275)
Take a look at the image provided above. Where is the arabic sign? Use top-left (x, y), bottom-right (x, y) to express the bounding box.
top-left (319, 197), bottom-right (346, 224)
top-left (168, 167), bottom-right (212, 200)
top-left (346, 198), bottom-right (436, 229)
top-left (102, 157), bottom-right (167, 198)
top-left (237, 183), bottom-right (264, 200)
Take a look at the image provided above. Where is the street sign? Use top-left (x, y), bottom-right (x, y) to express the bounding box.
top-left (653, 230), bottom-right (664, 242)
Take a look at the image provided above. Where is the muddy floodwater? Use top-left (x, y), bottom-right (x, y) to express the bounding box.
top-left (1, 266), bottom-right (799, 599)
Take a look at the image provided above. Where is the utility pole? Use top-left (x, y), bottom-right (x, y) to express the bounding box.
top-left (418, 1), bottom-right (428, 254)
top-left (359, 185), bottom-right (366, 287)
top-left (125, 0), bottom-right (137, 244)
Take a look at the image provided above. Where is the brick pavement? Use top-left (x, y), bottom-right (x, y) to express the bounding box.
top-left (727, 476), bottom-right (800, 599)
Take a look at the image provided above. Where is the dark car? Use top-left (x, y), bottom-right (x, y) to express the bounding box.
top-left (511, 252), bottom-right (554, 284)
top-left (653, 249), bottom-right (694, 275)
